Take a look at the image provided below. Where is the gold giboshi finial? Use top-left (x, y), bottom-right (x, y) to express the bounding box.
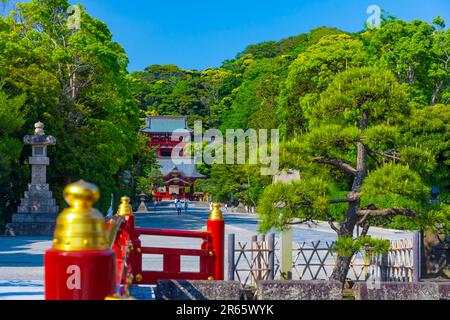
top-left (53, 180), bottom-right (108, 252)
top-left (118, 196), bottom-right (133, 218)
top-left (209, 204), bottom-right (223, 221)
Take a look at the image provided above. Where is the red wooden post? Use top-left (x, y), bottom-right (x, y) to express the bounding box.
top-left (133, 237), bottom-right (143, 284)
top-left (127, 216), bottom-right (138, 279)
top-left (200, 239), bottom-right (212, 274)
top-left (116, 196), bottom-right (142, 285)
top-left (164, 254), bottom-right (181, 273)
top-left (117, 197), bottom-right (143, 284)
top-left (207, 204), bottom-right (225, 280)
top-left (44, 181), bottom-right (116, 300)
top-left (130, 221), bottom-right (143, 284)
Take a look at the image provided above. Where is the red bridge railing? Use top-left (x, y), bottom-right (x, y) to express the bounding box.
top-left (132, 224), bottom-right (222, 285)
top-left (44, 180), bottom-right (224, 300)
top-left (107, 215), bottom-right (133, 298)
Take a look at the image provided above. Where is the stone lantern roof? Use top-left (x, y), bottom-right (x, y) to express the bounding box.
top-left (23, 121), bottom-right (56, 146)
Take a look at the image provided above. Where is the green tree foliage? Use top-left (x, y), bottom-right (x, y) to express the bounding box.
top-left (130, 20), bottom-right (448, 233)
top-left (220, 55), bottom-right (291, 130)
top-left (401, 104), bottom-right (450, 202)
top-left (205, 163), bottom-right (271, 207)
top-left (278, 34), bottom-right (367, 136)
top-left (258, 178), bottom-right (330, 232)
top-left (137, 169), bottom-right (165, 196)
top-left (0, 0), bottom-right (142, 218)
top-left (233, 27), bottom-right (344, 63)
top-left (0, 89), bottom-right (27, 224)
top-left (333, 236), bottom-right (390, 258)
top-left (130, 65), bottom-right (239, 128)
top-left (223, 28), bottom-right (346, 132)
top-left (131, 27), bottom-right (345, 132)
top-left (129, 135), bottom-right (159, 196)
top-left (259, 67), bottom-right (449, 283)
top-left (362, 18), bottom-right (450, 106)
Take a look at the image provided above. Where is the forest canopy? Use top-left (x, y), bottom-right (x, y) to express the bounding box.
top-left (130, 17), bottom-right (450, 212)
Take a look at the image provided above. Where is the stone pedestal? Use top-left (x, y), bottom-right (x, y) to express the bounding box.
top-left (137, 201), bottom-right (149, 213)
top-left (17, 184), bottom-right (59, 215)
top-left (5, 216), bottom-right (58, 236)
top-left (136, 194), bottom-right (149, 213)
top-left (5, 122), bottom-right (58, 236)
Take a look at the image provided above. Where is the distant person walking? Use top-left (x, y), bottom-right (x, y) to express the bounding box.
top-left (225, 203), bottom-right (229, 213)
top-left (177, 201), bottom-right (183, 216)
top-left (209, 202), bottom-right (213, 212)
top-left (184, 200), bottom-right (189, 213)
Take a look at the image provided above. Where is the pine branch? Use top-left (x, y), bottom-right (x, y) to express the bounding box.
top-left (313, 157), bottom-right (357, 176)
top-left (366, 147), bottom-right (401, 161)
top-left (287, 219), bottom-right (313, 226)
top-left (357, 208), bottom-right (417, 218)
top-left (330, 199), bottom-right (352, 204)
top-left (359, 223), bottom-right (371, 237)
top-left (328, 220), bottom-right (340, 233)
top-left (365, 146), bottom-right (381, 165)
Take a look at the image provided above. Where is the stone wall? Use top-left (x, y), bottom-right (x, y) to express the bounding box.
top-left (5, 221), bottom-right (56, 237)
top-left (353, 282), bottom-right (445, 300)
top-left (438, 282), bottom-right (450, 300)
top-left (155, 280), bottom-right (241, 301)
top-left (155, 280), bottom-right (450, 300)
top-left (257, 280), bottom-right (342, 300)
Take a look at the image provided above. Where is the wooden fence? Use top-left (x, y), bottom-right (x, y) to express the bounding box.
top-left (367, 237), bottom-right (420, 282)
top-left (228, 234), bottom-right (275, 287)
top-left (228, 232), bottom-right (421, 289)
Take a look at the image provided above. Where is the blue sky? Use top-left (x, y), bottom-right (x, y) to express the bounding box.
top-left (73, 0), bottom-right (450, 72)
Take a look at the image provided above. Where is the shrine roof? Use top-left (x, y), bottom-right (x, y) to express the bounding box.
top-left (141, 116), bottom-right (192, 134)
top-left (157, 158), bottom-right (207, 179)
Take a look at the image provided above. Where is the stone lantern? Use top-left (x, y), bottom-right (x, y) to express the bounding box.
top-left (6, 122), bottom-right (59, 236)
top-left (137, 193), bottom-right (149, 213)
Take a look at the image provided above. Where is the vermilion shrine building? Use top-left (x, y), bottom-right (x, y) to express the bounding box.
top-left (141, 116), bottom-right (206, 201)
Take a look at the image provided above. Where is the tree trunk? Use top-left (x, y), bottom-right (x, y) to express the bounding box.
top-left (331, 254), bottom-right (354, 284)
top-left (331, 111), bottom-right (368, 286)
top-left (406, 64), bottom-right (415, 84)
top-left (332, 202), bottom-right (359, 285)
top-left (431, 80), bottom-right (443, 105)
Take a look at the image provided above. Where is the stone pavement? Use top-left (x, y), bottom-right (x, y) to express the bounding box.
top-left (0, 281), bottom-right (44, 300)
top-left (0, 204), bottom-right (414, 300)
top-left (0, 237), bottom-right (52, 281)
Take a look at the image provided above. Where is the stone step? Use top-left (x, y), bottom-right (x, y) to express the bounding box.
top-left (23, 191), bottom-right (55, 199)
top-left (21, 197), bottom-right (57, 206)
top-left (27, 184), bottom-right (50, 192)
top-left (18, 202), bottom-right (58, 209)
top-left (12, 213), bottom-right (59, 223)
top-left (5, 222), bottom-right (56, 236)
top-left (17, 205), bottom-right (59, 214)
